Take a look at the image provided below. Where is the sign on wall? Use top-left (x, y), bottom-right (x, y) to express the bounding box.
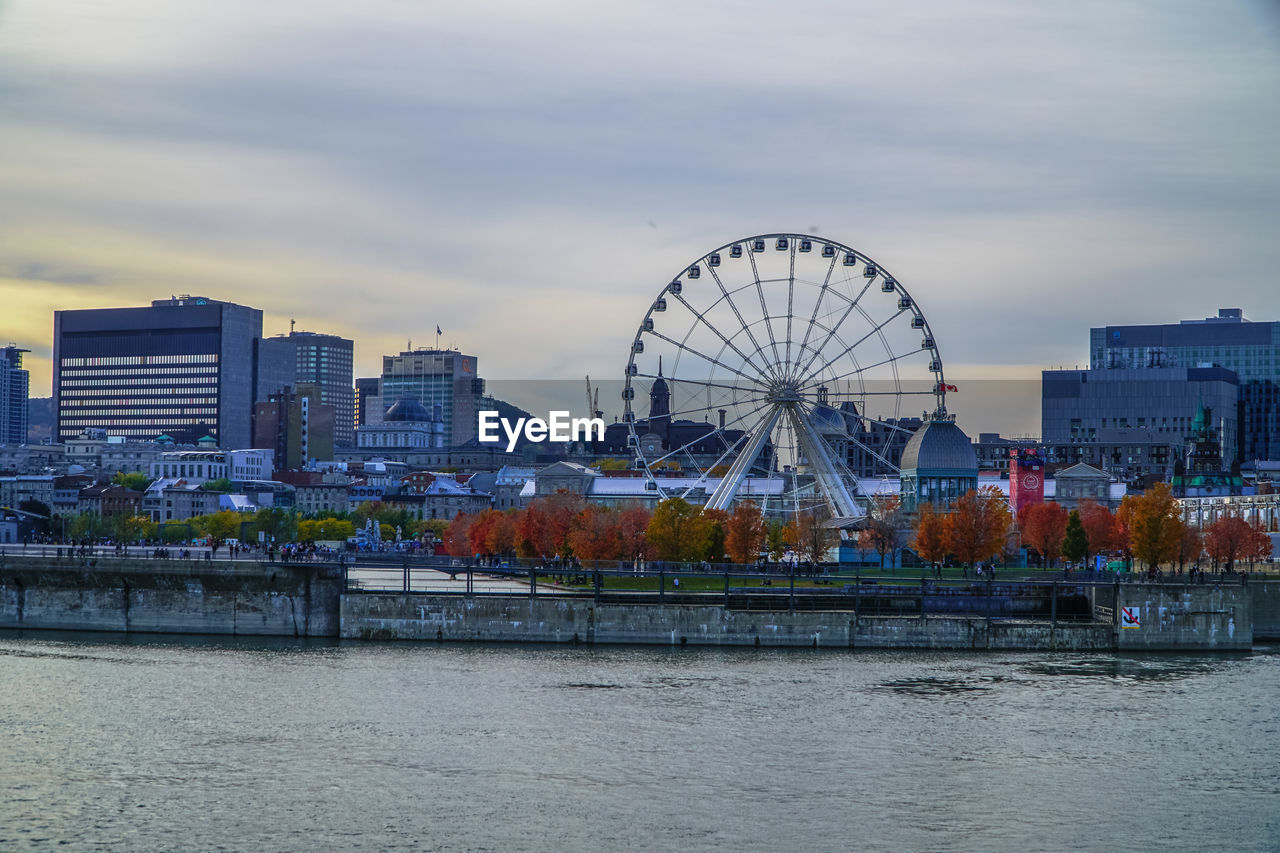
top-left (1121, 606), bottom-right (1141, 630)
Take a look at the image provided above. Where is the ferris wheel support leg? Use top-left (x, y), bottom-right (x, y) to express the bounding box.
top-left (787, 406), bottom-right (863, 520)
top-left (704, 405), bottom-right (781, 512)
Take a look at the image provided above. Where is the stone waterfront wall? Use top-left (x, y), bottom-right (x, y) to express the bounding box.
top-left (1098, 583), bottom-right (1253, 651)
top-left (1251, 581), bottom-right (1280, 641)
top-left (341, 594), bottom-right (1115, 650)
top-left (0, 557), bottom-right (342, 637)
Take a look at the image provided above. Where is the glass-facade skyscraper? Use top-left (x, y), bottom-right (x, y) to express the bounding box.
top-left (380, 349), bottom-right (482, 447)
top-left (53, 296), bottom-right (274, 448)
top-left (0, 346), bottom-right (30, 445)
top-left (259, 331), bottom-right (355, 447)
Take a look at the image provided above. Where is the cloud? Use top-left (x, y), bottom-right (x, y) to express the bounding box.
top-left (1, 0), bottom-right (1278, 439)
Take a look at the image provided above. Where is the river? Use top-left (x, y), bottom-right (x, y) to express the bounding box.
top-left (1, 633), bottom-right (1276, 851)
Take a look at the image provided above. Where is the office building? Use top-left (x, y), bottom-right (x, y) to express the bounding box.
top-left (260, 330), bottom-right (355, 446)
top-left (1090, 308), bottom-right (1280, 461)
top-left (1042, 366), bottom-right (1239, 482)
top-left (355, 377), bottom-right (380, 427)
top-left (379, 349), bottom-right (483, 447)
top-left (53, 296), bottom-right (277, 448)
top-left (253, 383), bottom-right (335, 470)
top-left (0, 346), bottom-right (30, 445)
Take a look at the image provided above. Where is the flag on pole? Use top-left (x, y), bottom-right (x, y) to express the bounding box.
top-left (437, 325), bottom-right (442, 336)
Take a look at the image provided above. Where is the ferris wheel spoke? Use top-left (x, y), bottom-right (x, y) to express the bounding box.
top-left (681, 411), bottom-right (774, 499)
top-left (794, 305), bottom-right (910, 390)
top-left (630, 371), bottom-right (762, 399)
top-left (784, 244), bottom-right (797, 379)
top-left (791, 253), bottom-right (841, 382)
top-left (645, 329), bottom-right (764, 387)
top-left (703, 403), bottom-right (783, 511)
top-left (787, 406), bottom-right (860, 519)
top-left (658, 393), bottom-right (776, 424)
top-left (817, 346), bottom-right (930, 389)
top-left (638, 397), bottom-right (776, 469)
top-left (705, 264), bottom-right (781, 383)
top-left (797, 397), bottom-right (900, 474)
top-left (746, 244), bottom-right (786, 374)
top-left (667, 290), bottom-right (776, 381)
top-left (792, 275), bottom-right (877, 383)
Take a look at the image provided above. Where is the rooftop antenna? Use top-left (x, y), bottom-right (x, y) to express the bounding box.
top-left (290, 318), bottom-right (296, 334)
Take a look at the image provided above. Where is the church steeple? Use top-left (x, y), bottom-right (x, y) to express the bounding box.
top-left (648, 356), bottom-right (671, 444)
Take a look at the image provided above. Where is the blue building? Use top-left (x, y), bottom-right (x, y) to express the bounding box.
top-left (1089, 308), bottom-right (1280, 462)
top-left (0, 345), bottom-right (29, 445)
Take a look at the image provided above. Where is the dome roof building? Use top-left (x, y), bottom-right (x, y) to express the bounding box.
top-left (899, 412), bottom-right (978, 511)
top-left (356, 394), bottom-right (445, 451)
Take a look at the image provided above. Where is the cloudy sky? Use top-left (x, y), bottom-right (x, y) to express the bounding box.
top-left (2, 1), bottom-right (1277, 433)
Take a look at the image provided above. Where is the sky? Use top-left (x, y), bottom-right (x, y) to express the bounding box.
top-left (2, 0), bottom-right (1278, 435)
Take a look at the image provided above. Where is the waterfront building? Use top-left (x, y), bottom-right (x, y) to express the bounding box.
top-left (0, 345), bottom-right (30, 445)
top-left (1052, 463), bottom-right (1115, 509)
top-left (355, 395), bottom-right (445, 451)
top-left (149, 449), bottom-right (273, 484)
top-left (377, 349), bottom-right (483, 447)
top-left (253, 383), bottom-right (335, 470)
top-left (260, 331), bottom-right (355, 447)
top-left (53, 296), bottom-right (287, 448)
top-left (0, 474), bottom-right (56, 511)
top-left (1042, 365), bottom-right (1239, 482)
top-left (898, 413), bottom-right (979, 512)
top-left (76, 483), bottom-right (142, 517)
top-left (1089, 308), bottom-right (1280, 462)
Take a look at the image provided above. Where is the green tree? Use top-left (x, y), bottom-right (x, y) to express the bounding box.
top-left (765, 519), bottom-right (787, 561)
top-left (252, 507), bottom-right (297, 543)
top-left (645, 498), bottom-right (711, 562)
top-left (199, 510), bottom-right (244, 546)
top-left (1062, 510), bottom-right (1087, 565)
top-left (201, 477), bottom-right (234, 493)
top-left (110, 513), bottom-right (155, 543)
top-left (70, 512), bottom-right (105, 540)
top-left (110, 471), bottom-right (151, 492)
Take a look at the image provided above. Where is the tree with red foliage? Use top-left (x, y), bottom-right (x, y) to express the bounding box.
top-left (1176, 524), bottom-right (1203, 571)
top-left (539, 490), bottom-right (586, 557)
top-left (444, 512), bottom-right (474, 557)
top-left (1019, 501), bottom-right (1069, 568)
top-left (1077, 499), bottom-right (1119, 567)
top-left (467, 508), bottom-right (503, 556)
top-left (724, 501), bottom-right (766, 565)
top-left (487, 509), bottom-right (520, 557)
top-left (1205, 514), bottom-right (1261, 572)
top-left (569, 504), bottom-right (621, 562)
top-left (617, 504), bottom-right (652, 564)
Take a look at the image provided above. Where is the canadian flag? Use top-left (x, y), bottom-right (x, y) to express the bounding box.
top-left (937, 383), bottom-right (958, 393)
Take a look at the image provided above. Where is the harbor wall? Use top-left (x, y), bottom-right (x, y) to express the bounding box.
top-left (1251, 581), bottom-right (1280, 640)
top-left (1090, 583), bottom-right (1253, 651)
top-left (341, 594), bottom-right (1115, 650)
top-left (0, 557), bottom-right (341, 637)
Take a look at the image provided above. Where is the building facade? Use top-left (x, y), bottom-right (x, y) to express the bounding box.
top-left (253, 383), bottom-right (335, 470)
top-left (0, 346), bottom-right (30, 445)
top-left (261, 331), bottom-right (355, 447)
top-left (1042, 366), bottom-right (1239, 482)
top-left (53, 296), bottom-right (278, 448)
top-left (1089, 308), bottom-right (1280, 462)
top-left (378, 349), bottom-right (483, 447)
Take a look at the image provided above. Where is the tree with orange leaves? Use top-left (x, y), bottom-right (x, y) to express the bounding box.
top-left (944, 487), bottom-right (1010, 568)
top-left (467, 508), bottom-right (502, 556)
top-left (1122, 482), bottom-right (1182, 570)
top-left (569, 504), bottom-right (621, 562)
top-left (1019, 501), bottom-right (1069, 568)
top-left (444, 511), bottom-right (474, 557)
top-left (911, 502), bottom-right (949, 571)
top-left (1176, 523), bottom-right (1203, 571)
top-left (724, 500), bottom-right (766, 565)
top-left (1078, 499), bottom-right (1119, 567)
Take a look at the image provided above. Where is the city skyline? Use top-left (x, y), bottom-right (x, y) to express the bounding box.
top-left (3, 1), bottom-right (1278, 425)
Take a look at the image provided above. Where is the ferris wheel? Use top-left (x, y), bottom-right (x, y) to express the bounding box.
top-left (623, 233), bottom-right (947, 519)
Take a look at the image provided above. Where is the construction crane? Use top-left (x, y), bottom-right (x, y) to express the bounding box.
top-left (585, 376), bottom-right (601, 420)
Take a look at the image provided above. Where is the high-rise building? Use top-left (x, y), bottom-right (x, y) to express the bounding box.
top-left (53, 296), bottom-right (270, 448)
top-left (0, 346), bottom-right (30, 445)
top-left (1089, 308), bottom-right (1280, 462)
top-left (379, 349), bottom-right (483, 447)
top-left (253, 383), bottom-right (335, 470)
top-left (260, 331), bottom-right (355, 446)
top-left (355, 377), bottom-right (380, 427)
